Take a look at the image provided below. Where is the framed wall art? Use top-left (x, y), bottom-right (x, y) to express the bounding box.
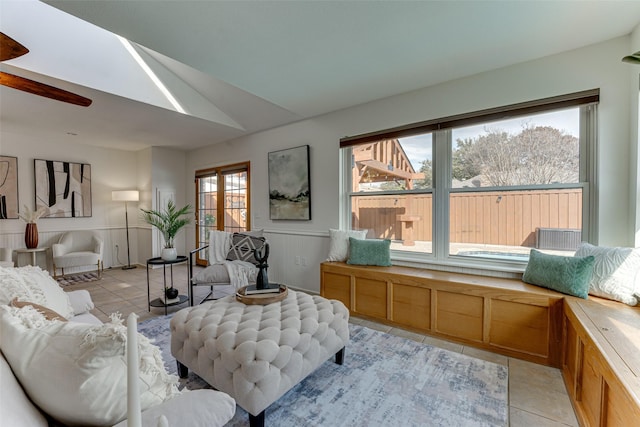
top-left (34, 159), bottom-right (92, 218)
top-left (268, 145), bottom-right (311, 220)
top-left (0, 155), bottom-right (19, 219)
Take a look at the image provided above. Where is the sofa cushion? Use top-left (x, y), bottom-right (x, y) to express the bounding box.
top-left (0, 266), bottom-right (74, 318)
top-left (326, 229), bottom-right (367, 262)
top-left (0, 306), bottom-right (180, 427)
top-left (193, 264), bottom-right (232, 284)
top-left (0, 351), bottom-right (48, 427)
top-left (575, 242), bottom-right (640, 305)
top-left (523, 249), bottom-right (594, 299)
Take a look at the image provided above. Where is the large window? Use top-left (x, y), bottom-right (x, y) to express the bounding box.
top-left (195, 162), bottom-right (250, 265)
top-left (341, 90), bottom-right (598, 267)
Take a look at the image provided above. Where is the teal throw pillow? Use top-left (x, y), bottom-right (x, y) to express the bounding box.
top-left (347, 238), bottom-right (392, 267)
top-left (522, 249), bottom-right (594, 299)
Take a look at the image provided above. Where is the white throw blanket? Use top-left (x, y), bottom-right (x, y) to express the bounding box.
top-left (223, 260), bottom-right (258, 289)
top-left (208, 231), bottom-right (232, 263)
top-left (207, 231), bottom-right (256, 289)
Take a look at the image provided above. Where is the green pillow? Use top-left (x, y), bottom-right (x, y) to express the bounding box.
top-left (522, 249), bottom-right (594, 298)
top-left (347, 238), bottom-right (392, 267)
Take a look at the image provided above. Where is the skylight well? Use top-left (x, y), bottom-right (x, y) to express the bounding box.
top-left (117, 35), bottom-right (186, 114)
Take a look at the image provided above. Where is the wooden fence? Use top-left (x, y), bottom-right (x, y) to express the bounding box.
top-left (352, 189), bottom-right (582, 247)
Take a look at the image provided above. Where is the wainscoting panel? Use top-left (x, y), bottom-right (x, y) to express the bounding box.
top-left (0, 227), bottom-right (140, 274)
top-left (263, 230), bottom-right (329, 294)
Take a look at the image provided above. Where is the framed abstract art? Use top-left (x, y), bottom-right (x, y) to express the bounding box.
top-left (0, 155), bottom-right (18, 219)
top-left (34, 159), bottom-right (92, 218)
top-left (268, 145), bottom-right (311, 220)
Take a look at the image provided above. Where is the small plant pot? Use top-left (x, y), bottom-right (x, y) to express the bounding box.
top-left (165, 287), bottom-right (179, 299)
top-left (161, 247), bottom-right (177, 261)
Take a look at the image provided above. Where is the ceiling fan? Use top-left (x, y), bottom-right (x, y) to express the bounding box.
top-left (0, 32), bottom-right (92, 107)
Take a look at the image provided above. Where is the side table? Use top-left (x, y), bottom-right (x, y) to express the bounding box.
top-left (15, 247), bottom-right (49, 271)
top-left (146, 256), bottom-right (189, 315)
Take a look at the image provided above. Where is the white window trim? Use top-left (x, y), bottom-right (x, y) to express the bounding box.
top-left (340, 103), bottom-right (598, 275)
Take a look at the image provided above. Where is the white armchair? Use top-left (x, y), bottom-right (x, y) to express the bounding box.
top-left (52, 231), bottom-right (104, 278)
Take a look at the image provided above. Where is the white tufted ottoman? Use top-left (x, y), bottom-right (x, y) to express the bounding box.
top-left (170, 289), bottom-right (349, 427)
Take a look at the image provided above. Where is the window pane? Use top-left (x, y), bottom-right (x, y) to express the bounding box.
top-left (451, 108), bottom-right (580, 187)
top-left (351, 193), bottom-right (433, 254)
top-left (197, 175), bottom-right (218, 262)
top-left (350, 134), bottom-right (433, 254)
top-left (352, 135), bottom-right (432, 192)
top-left (450, 108), bottom-right (582, 260)
top-left (223, 171), bottom-right (247, 233)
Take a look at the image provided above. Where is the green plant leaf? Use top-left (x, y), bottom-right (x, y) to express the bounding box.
top-left (140, 200), bottom-right (192, 248)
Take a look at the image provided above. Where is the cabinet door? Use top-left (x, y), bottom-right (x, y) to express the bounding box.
top-left (562, 316), bottom-right (579, 397)
top-left (435, 290), bottom-right (483, 342)
top-left (355, 277), bottom-right (387, 318)
top-left (490, 299), bottom-right (549, 356)
top-left (604, 375), bottom-right (640, 427)
top-left (580, 342), bottom-right (603, 426)
top-left (322, 272), bottom-right (351, 309)
top-left (392, 283), bottom-right (430, 331)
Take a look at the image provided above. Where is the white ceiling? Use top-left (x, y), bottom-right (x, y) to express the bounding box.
top-left (2, 0), bottom-right (640, 151)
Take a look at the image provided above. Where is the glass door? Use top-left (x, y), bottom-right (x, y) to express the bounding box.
top-left (195, 162), bottom-right (250, 265)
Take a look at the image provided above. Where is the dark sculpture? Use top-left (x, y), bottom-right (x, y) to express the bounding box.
top-left (254, 243), bottom-right (270, 290)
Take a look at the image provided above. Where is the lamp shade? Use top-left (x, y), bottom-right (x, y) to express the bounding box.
top-left (112, 190), bottom-right (139, 202)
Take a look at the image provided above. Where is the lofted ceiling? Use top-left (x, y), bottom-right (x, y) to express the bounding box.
top-left (1, 0), bottom-right (640, 151)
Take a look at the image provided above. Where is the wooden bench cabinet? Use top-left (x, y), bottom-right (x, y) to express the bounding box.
top-left (321, 262), bottom-right (564, 367)
top-left (562, 299), bottom-right (640, 426)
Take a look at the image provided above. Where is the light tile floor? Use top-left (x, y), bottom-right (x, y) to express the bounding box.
top-left (63, 265), bottom-right (579, 427)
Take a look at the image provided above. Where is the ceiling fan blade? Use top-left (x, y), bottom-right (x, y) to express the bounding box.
top-left (0, 32), bottom-right (29, 62)
top-left (0, 71), bottom-right (92, 107)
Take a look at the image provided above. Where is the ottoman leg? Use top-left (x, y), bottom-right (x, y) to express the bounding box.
top-left (177, 361), bottom-right (189, 379)
top-left (335, 347), bottom-right (345, 365)
top-left (249, 410), bottom-right (265, 427)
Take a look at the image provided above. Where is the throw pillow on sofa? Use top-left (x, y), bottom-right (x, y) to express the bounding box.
top-left (0, 306), bottom-right (180, 427)
top-left (0, 265), bottom-right (74, 318)
top-left (575, 242), bottom-right (640, 305)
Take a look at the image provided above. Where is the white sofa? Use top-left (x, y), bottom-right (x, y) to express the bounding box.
top-left (0, 265), bottom-right (236, 427)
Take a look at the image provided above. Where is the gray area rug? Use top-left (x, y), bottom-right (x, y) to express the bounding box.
top-left (139, 315), bottom-right (508, 427)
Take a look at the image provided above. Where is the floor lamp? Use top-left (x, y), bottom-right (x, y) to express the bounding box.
top-left (112, 190), bottom-right (139, 270)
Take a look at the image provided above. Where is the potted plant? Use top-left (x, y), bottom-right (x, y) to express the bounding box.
top-left (141, 200), bottom-right (192, 261)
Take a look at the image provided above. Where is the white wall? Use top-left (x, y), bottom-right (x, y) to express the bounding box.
top-left (135, 147), bottom-right (188, 262)
top-left (629, 24), bottom-right (640, 246)
top-left (186, 35), bottom-right (635, 293)
top-left (0, 128), bottom-right (139, 269)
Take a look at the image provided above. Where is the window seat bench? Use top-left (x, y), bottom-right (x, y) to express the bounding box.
top-left (562, 298), bottom-right (640, 426)
top-left (320, 261), bottom-right (640, 427)
top-left (320, 261), bottom-right (566, 367)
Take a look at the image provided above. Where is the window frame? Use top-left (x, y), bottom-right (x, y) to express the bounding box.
top-left (340, 91), bottom-right (599, 272)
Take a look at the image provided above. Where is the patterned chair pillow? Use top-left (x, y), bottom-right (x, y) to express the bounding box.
top-left (226, 233), bottom-right (266, 266)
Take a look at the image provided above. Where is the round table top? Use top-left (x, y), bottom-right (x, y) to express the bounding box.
top-left (15, 247), bottom-right (48, 253)
top-left (147, 255), bottom-right (188, 265)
